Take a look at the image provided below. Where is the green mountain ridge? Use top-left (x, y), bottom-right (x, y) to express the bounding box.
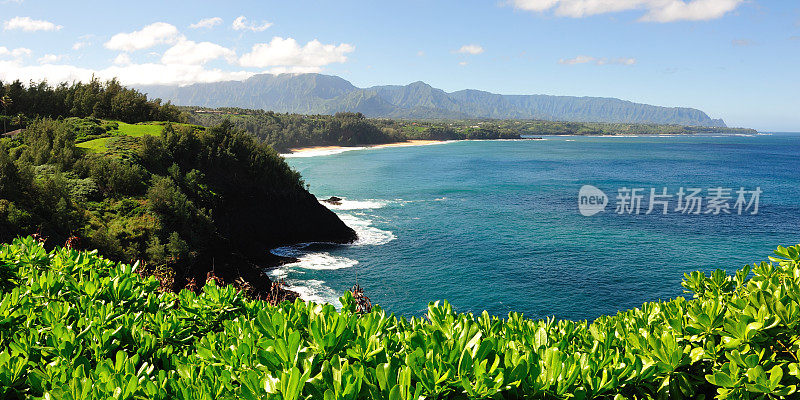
top-left (138, 73), bottom-right (726, 127)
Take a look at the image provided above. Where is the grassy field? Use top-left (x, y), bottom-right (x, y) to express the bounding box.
top-left (75, 136), bottom-right (115, 152)
top-left (76, 121), bottom-right (191, 153)
top-left (115, 121), bottom-right (165, 137)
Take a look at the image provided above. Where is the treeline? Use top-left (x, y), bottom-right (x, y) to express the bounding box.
top-left (471, 119), bottom-right (759, 136)
top-left (0, 78), bottom-right (184, 133)
top-left (0, 116), bottom-right (353, 295)
top-left (183, 106), bottom-right (757, 151)
top-left (184, 108), bottom-right (520, 151)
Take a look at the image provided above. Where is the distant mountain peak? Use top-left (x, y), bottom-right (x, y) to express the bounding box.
top-left (138, 73), bottom-right (726, 127)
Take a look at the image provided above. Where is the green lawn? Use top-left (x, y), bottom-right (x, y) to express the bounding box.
top-left (76, 121), bottom-right (167, 152)
top-left (76, 136), bottom-right (115, 153)
top-left (116, 121), bottom-right (165, 137)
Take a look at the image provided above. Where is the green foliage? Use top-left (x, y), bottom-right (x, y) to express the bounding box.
top-left (184, 109), bottom-right (520, 152)
top-left (15, 118), bottom-right (78, 169)
top-left (0, 78), bottom-right (184, 134)
top-left (476, 119), bottom-right (758, 136)
top-left (2, 237), bottom-right (799, 399)
top-left (184, 107), bottom-right (755, 152)
top-left (1, 115), bottom-right (348, 295)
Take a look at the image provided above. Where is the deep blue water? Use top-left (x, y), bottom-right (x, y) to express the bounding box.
top-left (273, 133), bottom-right (800, 321)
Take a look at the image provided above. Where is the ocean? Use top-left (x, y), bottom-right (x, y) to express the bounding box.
top-left (273, 133), bottom-right (800, 321)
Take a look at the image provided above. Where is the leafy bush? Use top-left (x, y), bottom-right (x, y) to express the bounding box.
top-left (65, 117), bottom-right (117, 143)
top-left (1, 236), bottom-right (799, 399)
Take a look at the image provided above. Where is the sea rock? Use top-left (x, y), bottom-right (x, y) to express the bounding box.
top-left (322, 196), bottom-right (343, 205)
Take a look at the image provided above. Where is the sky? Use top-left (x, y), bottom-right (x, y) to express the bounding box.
top-left (1, 0), bottom-right (798, 131)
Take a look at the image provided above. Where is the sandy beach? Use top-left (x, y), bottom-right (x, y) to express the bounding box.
top-left (286, 140), bottom-right (447, 156)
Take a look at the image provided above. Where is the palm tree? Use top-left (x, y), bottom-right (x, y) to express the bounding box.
top-left (0, 95), bottom-right (12, 134)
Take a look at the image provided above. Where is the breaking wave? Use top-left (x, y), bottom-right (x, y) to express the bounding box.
top-left (268, 202), bottom-right (395, 306)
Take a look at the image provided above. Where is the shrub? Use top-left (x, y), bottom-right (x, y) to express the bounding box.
top-left (1, 237), bottom-right (799, 399)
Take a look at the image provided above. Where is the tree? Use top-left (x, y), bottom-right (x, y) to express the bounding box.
top-left (0, 95), bottom-right (12, 133)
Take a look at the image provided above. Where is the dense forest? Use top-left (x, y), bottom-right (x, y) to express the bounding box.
top-left (0, 78), bottom-right (183, 134)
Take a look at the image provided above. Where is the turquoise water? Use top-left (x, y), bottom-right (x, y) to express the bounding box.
top-left (274, 134), bottom-right (800, 321)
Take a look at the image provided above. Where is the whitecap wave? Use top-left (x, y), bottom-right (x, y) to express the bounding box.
top-left (268, 249), bottom-right (359, 308)
top-left (268, 210), bottom-right (394, 305)
top-left (282, 279), bottom-right (342, 306)
top-left (271, 248), bottom-right (359, 271)
top-left (339, 213), bottom-right (396, 246)
top-left (320, 198), bottom-right (388, 210)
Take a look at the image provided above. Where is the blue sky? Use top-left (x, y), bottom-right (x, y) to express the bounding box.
top-left (1, 0), bottom-right (798, 131)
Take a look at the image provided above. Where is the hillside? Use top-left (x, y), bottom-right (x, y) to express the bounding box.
top-left (0, 79), bottom-right (358, 296)
top-left (139, 73), bottom-right (727, 127)
top-left (0, 114), bottom-right (356, 296)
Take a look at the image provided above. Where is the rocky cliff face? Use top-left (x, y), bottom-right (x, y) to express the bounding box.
top-left (163, 126), bottom-right (358, 296)
top-left (174, 189), bottom-right (356, 298)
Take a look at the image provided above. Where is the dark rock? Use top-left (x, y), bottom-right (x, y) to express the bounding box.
top-left (321, 196), bottom-right (343, 205)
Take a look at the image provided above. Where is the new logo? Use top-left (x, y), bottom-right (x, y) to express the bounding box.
top-left (578, 185), bottom-right (608, 216)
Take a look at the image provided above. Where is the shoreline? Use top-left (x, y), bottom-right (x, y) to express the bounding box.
top-left (279, 133), bottom-right (770, 157)
top-left (285, 139), bottom-right (448, 155)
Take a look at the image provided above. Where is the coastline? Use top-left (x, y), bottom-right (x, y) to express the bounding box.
top-left (285, 140), bottom-right (447, 155)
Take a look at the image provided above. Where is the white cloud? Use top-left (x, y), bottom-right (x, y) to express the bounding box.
top-left (267, 65), bottom-right (330, 74)
top-left (0, 25), bottom-right (354, 86)
top-left (599, 57), bottom-right (636, 65)
top-left (0, 46), bottom-right (32, 58)
top-left (3, 16), bottom-right (62, 31)
top-left (239, 37), bottom-right (354, 71)
top-left (559, 55), bottom-right (636, 65)
top-left (38, 54), bottom-right (64, 64)
top-left (72, 41), bottom-right (90, 50)
top-left (105, 22), bottom-right (183, 52)
top-left (417, 50), bottom-right (425, 57)
top-left (161, 40), bottom-right (236, 65)
top-left (731, 38), bottom-right (753, 46)
top-left (510, 0), bottom-right (744, 22)
top-left (232, 16), bottom-right (273, 32)
top-left (0, 59), bottom-right (255, 86)
top-left (455, 44), bottom-right (484, 55)
top-left (641, 0), bottom-right (744, 22)
top-left (558, 55), bottom-right (595, 64)
top-left (113, 53), bottom-right (132, 66)
top-left (459, 61), bottom-right (468, 66)
top-left (190, 17), bottom-right (223, 29)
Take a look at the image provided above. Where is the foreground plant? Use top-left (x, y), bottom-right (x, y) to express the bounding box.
top-left (1, 236), bottom-right (799, 399)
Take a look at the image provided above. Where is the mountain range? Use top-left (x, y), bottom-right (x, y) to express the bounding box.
top-left (138, 73), bottom-right (726, 127)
